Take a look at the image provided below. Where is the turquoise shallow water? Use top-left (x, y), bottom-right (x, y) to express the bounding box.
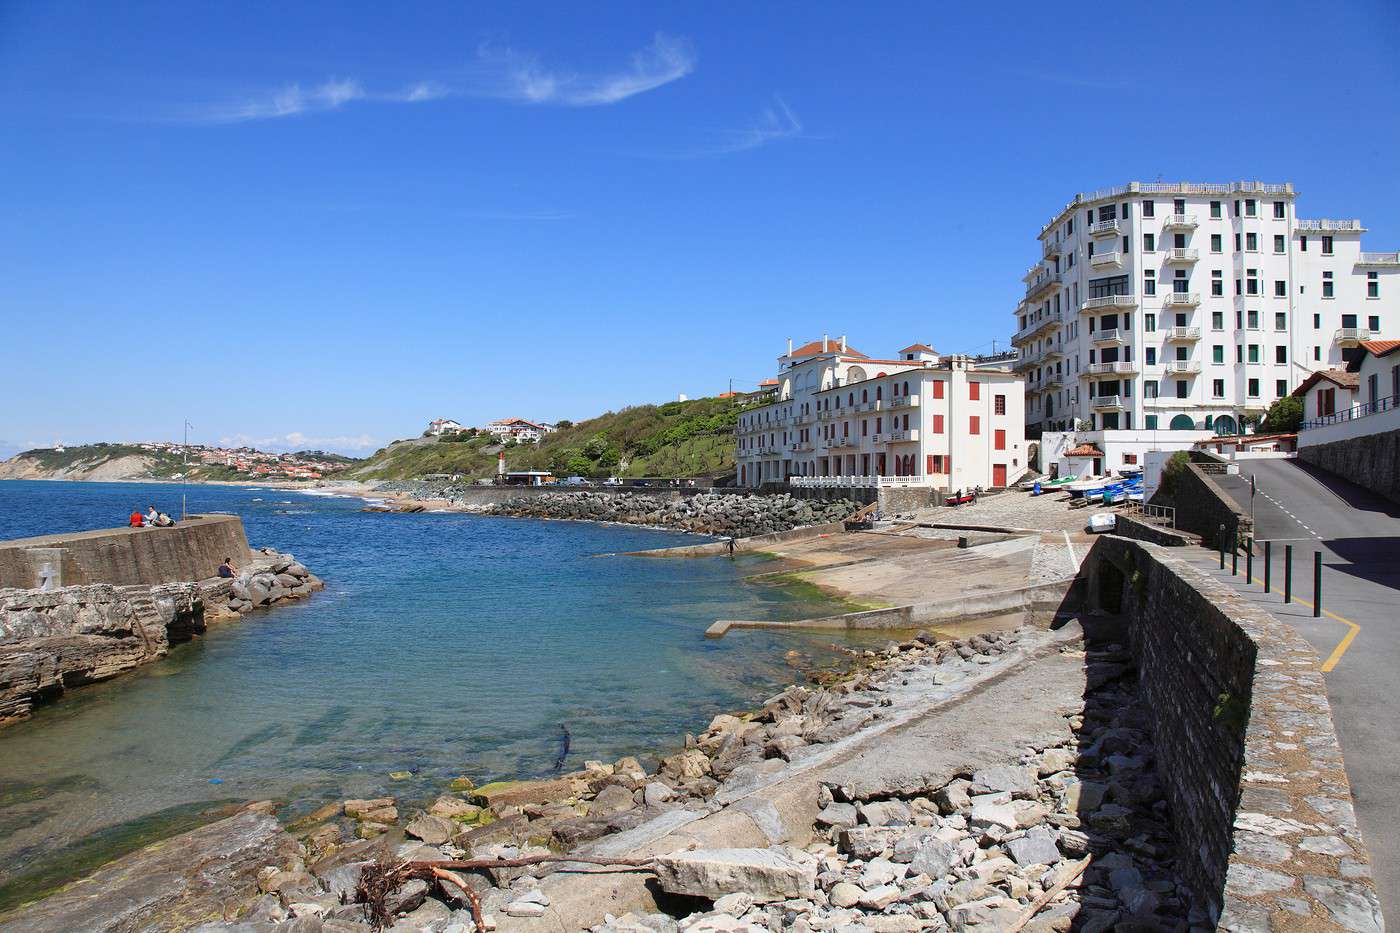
top-left (0, 479), bottom-right (867, 900)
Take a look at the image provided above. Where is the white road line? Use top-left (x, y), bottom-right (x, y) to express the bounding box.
top-left (1062, 530), bottom-right (1078, 572)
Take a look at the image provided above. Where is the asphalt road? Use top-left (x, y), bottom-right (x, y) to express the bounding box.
top-left (1183, 457), bottom-right (1400, 921)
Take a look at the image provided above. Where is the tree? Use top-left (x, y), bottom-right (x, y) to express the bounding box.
top-left (1262, 395), bottom-right (1303, 434)
top-left (555, 420), bottom-right (574, 430)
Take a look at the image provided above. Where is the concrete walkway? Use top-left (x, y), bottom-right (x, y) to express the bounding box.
top-left (1181, 457), bottom-right (1400, 925)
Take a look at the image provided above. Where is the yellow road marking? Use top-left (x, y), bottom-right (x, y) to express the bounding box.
top-left (1231, 569), bottom-right (1361, 672)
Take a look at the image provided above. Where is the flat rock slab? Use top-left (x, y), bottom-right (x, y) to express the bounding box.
top-left (653, 847), bottom-right (817, 903)
top-left (0, 809), bottom-right (298, 933)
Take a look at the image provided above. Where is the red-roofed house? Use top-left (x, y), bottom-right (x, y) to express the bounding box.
top-left (486, 418), bottom-right (556, 443)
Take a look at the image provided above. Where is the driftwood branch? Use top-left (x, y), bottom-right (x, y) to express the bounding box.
top-left (1008, 855), bottom-right (1091, 933)
top-left (430, 867), bottom-right (483, 931)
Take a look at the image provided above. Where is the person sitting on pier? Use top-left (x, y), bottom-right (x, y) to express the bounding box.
top-left (129, 508), bottom-right (145, 527)
top-left (146, 505), bottom-right (159, 526)
top-left (217, 557), bottom-right (237, 579)
top-left (154, 512), bottom-right (175, 527)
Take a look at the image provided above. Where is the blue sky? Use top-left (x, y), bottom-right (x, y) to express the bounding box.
top-left (2, 1), bottom-right (1398, 457)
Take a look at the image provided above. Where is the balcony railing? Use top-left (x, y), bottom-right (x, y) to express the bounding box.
top-left (886, 429), bottom-right (920, 442)
top-left (1165, 326), bottom-right (1201, 340)
top-left (1082, 293), bottom-right (1136, 311)
top-left (1167, 248), bottom-right (1199, 263)
top-left (1087, 361), bottom-right (1137, 375)
top-left (1090, 250), bottom-right (1123, 267)
top-left (1301, 394), bottom-right (1400, 431)
top-left (1088, 219), bottom-right (1121, 238)
top-left (888, 395), bottom-right (920, 409)
top-left (817, 409), bottom-right (837, 421)
top-left (1024, 271), bottom-right (1064, 301)
top-left (1014, 352), bottom-right (1041, 371)
top-left (1044, 373), bottom-right (1064, 387)
top-left (1161, 213), bottom-right (1198, 230)
top-left (828, 438), bottom-right (857, 450)
top-left (791, 475), bottom-right (936, 489)
top-left (1297, 219), bottom-right (1363, 232)
top-left (1042, 238), bottom-right (1061, 258)
top-left (1092, 327), bottom-right (1125, 344)
top-left (1163, 361), bottom-right (1201, 374)
top-left (1358, 252), bottom-right (1400, 266)
top-left (1017, 310), bottom-right (1063, 341)
top-left (1162, 292), bottom-right (1201, 307)
top-left (1091, 395), bottom-right (1124, 410)
top-left (1334, 327), bottom-right (1376, 346)
top-left (1042, 344), bottom-right (1065, 360)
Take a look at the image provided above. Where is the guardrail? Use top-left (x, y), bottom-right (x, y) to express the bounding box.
top-left (790, 475), bottom-right (933, 489)
top-left (1300, 394), bottom-right (1399, 430)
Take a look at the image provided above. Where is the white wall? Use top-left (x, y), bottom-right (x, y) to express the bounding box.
top-left (1299, 404), bottom-right (1400, 447)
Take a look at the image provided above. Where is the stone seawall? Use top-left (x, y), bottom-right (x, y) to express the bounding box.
top-left (1299, 426), bottom-right (1400, 505)
top-left (0, 514), bottom-right (253, 589)
top-left (1112, 512), bottom-right (1198, 547)
top-left (486, 492), bottom-right (861, 537)
top-left (1082, 536), bottom-right (1382, 926)
top-left (1157, 462), bottom-right (1251, 550)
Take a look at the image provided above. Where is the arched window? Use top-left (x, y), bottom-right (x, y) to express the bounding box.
top-left (1213, 414), bottom-right (1238, 436)
top-left (876, 387), bottom-right (882, 401)
top-left (848, 393), bottom-right (854, 406)
top-left (1169, 414), bottom-right (1196, 430)
top-left (862, 389), bottom-right (868, 403)
top-left (903, 381), bottom-right (910, 396)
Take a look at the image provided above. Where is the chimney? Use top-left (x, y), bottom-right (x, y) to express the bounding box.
top-left (787, 338), bottom-right (793, 356)
top-left (822, 333), bottom-right (829, 352)
top-left (840, 335), bottom-right (847, 351)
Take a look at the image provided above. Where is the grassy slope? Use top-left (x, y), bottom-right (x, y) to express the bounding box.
top-left (4, 444), bottom-right (333, 482)
top-left (345, 396), bottom-right (755, 481)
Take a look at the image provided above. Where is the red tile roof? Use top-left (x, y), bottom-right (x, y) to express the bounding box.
top-left (757, 379), bottom-right (779, 387)
top-left (786, 339), bottom-right (867, 359)
top-left (1065, 444), bottom-right (1105, 457)
top-left (900, 344), bottom-right (936, 353)
top-left (1292, 369), bottom-right (1359, 396)
top-left (1360, 339), bottom-right (1400, 357)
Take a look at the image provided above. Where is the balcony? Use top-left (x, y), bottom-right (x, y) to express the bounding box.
top-left (828, 438), bottom-right (857, 450)
top-left (1166, 248), bottom-right (1199, 264)
top-left (1042, 344), bottom-right (1065, 361)
top-left (1163, 361), bottom-right (1201, 374)
top-left (1092, 328), bottom-right (1126, 345)
top-left (791, 440), bottom-right (814, 453)
top-left (1162, 292), bottom-right (1201, 308)
top-left (1044, 372), bottom-right (1064, 388)
top-left (1088, 219), bottom-right (1121, 238)
top-left (1024, 271), bottom-right (1064, 302)
top-left (1334, 327), bottom-right (1377, 346)
top-left (888, 395), bottom-right (920, 409)
top-left (1091, 395), bottom-right (1125, 410)
top-left (886, 429), bottom-right (920, 443)
top-left (1082, 293), bottom-right (1136, 311)
top-left (1357, 252), bottom-right (1400, 267)
top-left (1090, 250), bottom-right (1123, 268)
top-left (1042, 238), bottom-right (1062, 259)
top-left (1161, 213), bottom-right (1198, 230)
top-left (1018, 310), bottom-right (1063, 341)
top-left (1086, 361), bottom-right (1138, 375)
top-left (1165, 326), bottom-right (1201, 341)
top-left (756, 446), bottom-right (781, 457)
top-left (1013, 351), bottom-right (1041, 372)
top-left (817, 409), bottom-right (837, 422)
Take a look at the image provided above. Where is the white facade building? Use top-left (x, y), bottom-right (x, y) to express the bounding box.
top-left (1012, 182), bottom-right (1399, 440)
top-left (485, 418), bottom-right (555, 443)
top-left (735, 336), bottom-right (1027, 491)
top-left (1298, 339), bottom-right (1400, 447)
top-left (426, 418), bottom-right (464, 436)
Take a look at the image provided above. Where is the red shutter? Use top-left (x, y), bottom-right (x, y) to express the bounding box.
top-left (927, 454), bottom-right (934, 473)
top-left (933, 414), bottom-right (944, 434)
top-left (933, 381), bottom-right (944, 399)
top-left (969, 381), bottom-right (980, 400)
top-left (994, 429), bottom-right (1006, 451)
top-left (970, 415), bottom-right (980, 435)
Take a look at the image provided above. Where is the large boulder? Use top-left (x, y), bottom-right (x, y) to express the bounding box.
top-left (652, 847), bottom-right (817, 903)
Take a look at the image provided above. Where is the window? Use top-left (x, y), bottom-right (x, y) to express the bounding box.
top-left (1370, 314), bottom-right (1381, 332)
top-left (1247, 273), bottom-right (1259, 297)
top-left (1142, 200), bottom-right (1155, 218)
top-left (1174, 232), bottom-right (1187, 249)
top-left (1314, 346), bottom-right (1321, 361)
top-left (1248, 378), bottom-right (1260, 397)
top-left (1342, 313), bottom-right (1357, 328)
top-left (1247, 309), bottom-right (1259, 329)
top-left (1208, 200), bottom-right (1221, 219)
top-left (969, 415), bottom-right (980, 435)
top-left (1274, 280), bottom-right (1286, 298)
top-left (1145, 380), bottom-right (1158, 398)
top-left (1323, 272), bottom-right (1334, 299)
top-left (994, 429), bottom-right (1006, 451)
top-left (969, 381), bottom-right (980, 400)
top-left (1213, 379), bottom-right (1225, 398)
top-left (1277, 379), bottom-right (1288, 397)
top-left (932, 414), bottom-right (944, 433)
top-left (1300, 235), bottom-right (1308, 252)
top-left (1146, 347), bottom-right (1157, 366)
top-left (1212, 311), bottom-right (1224, 330)
top-left (1245, 199), bottom-right (1257, 217)
top-left (1368, 272), bottom-right (1380, 298)
top-left (1213, 345), bottom-right (1224, 364)
top-left (1314, 313), bottom-right (1321, 328)
top-left (1248, 344), bottom-right (1260, 364)
top-left (1088, 274), bottom-right (1131, 298)
top-left (1211, 271), bottom-right (1224, 297)
top-left (1145, 313), bottom-right (1156, 332)
top-left (1246, 232), bottom-right (1258, 252)
top-left (1174, 198), bottom-right (1185, 214)
top-left (1273, 201), bottom-right (1286, 219)
top-left (1144, 270), bottom-right (1156, 296)
top-left (994, 394), bottom-right (1006, 415)
top-left (1274, 234), bottom-right (1285, 254)
top-left (1322, 235), bottom-right (1334, 255)
top-left (1123, 235), bottom-right (1131, 254)
top-left (1235, 233), bottom-right (1242, 252)
top-left (1176, 380), bottom-right (1188, 399)
top-left (1237, 345), bottom-right (1244, 363)
top-left (927, 454), bottom-right (935, 474)
top-left (1275, 346), bottom-right (1287, 365)
top-left (1211, 233), bottom-right (1222, 253)
top-left (1275, 312), bottom-right (1287, 330)
top-left (1144, 233), bottom-right (1155, 252)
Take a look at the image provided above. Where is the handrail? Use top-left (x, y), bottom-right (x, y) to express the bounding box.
top-left (1300, 394), bottom-right (1399, 430)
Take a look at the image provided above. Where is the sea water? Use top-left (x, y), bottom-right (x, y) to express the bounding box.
top-left (0, 480), bottom-right (866, 904)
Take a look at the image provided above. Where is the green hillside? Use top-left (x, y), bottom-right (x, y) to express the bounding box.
top-left (345, 396), bottom-right (755, 481)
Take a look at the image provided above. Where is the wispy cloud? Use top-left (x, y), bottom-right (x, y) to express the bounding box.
top-left (471, 33), bottom-right (694, 106)
top-left (641, 95), bottom-right (807, 159)
top-left (219, 432), bottom-right (379, 454)
top-left (178, 34), bottom-right (692, 124)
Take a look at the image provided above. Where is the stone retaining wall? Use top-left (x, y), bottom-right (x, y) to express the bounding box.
top-left (1113, 512), bottom-right (1199, 547)
top-left (1157, 462), bottom-right (1251, 550)
top-left (0, 515), bottom-right (253, 589)
top-left (1298, 427), bottom-right (1400, 505)
top-left (1081, 536), bottom-right (1383, 927)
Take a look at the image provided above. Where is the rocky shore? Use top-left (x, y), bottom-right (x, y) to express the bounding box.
top-left (0, 547), bottom-right (322, 725)
top-left (11, 621), bottom-right (1213, 932)
top-left (484, 492), bottom-right (861, 538)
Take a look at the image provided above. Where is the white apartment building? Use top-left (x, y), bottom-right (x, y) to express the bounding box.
top-left (425, 418), bottom-right (465, 436)
top-left (485, 418), bottom-right (555, 443)
top-left (735, 336), bottom-right (1027, 491)
top-left (1012, 182), bottom-right (1399, 440)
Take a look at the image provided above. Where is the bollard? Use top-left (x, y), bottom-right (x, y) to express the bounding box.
top-left (1219, 525), bottom-right (1226, 569)
top-left (1264, 540), bottom-right (1272, 593)
top-left (1232, 536), bottom-right (1238, 576)
top-left (1246, 537), bottom-right (1253, 583)
top-left (1314, 551), bottom-right (1322, 618)
top-left (1284, 544), bottom-right (1293, 604)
